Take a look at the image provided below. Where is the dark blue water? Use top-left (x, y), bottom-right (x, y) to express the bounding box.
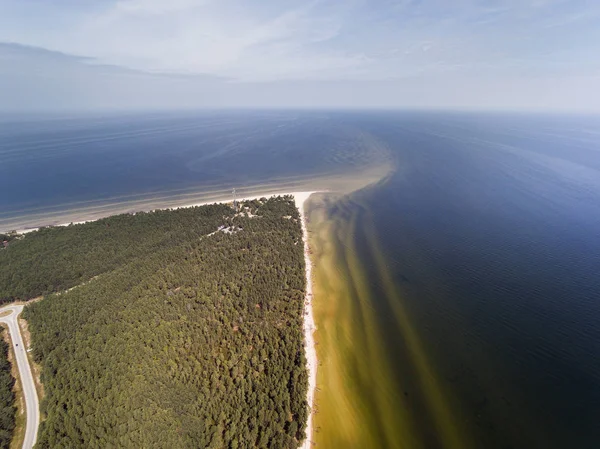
top-left (339, 112), bottom-right (600, 448)
top-left (3, 111), bottom-right (600, 447)
top-left (0, 111), bottom-right (386, 223)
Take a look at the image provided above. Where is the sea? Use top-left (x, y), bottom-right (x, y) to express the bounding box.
top-left (2, 110), bottom-right (600, 448)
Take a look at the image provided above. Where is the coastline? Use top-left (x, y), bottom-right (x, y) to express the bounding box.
top-left (294, 192), bottom-right (318, 449)
top-left (13, 190), bottom-right (313, 235)
top-left (3, 165), bottom-right (389, 235)
top-left (8, 191), bottom-right (319, 449)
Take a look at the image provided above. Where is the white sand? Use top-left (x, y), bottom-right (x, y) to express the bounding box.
top-left (12, 191), bottom-right (320, 447)
top-left (14, 191), bottom-right (307, 234)
top-left (293, 192), bottom-right (318, 449)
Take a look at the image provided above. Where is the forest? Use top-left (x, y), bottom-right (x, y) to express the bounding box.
top-left (0, 331), bottom-right (15, 449)
top-left (0, 204), bottom-right (232, 303)
top-left (2, 197), bottom-right (308, 448)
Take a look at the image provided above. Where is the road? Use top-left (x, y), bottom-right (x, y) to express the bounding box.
top-left (0, 304), bottom-right (39, 449)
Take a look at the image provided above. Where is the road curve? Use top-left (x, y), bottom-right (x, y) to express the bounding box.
top-left (0, 305), bottom-right (39, 449)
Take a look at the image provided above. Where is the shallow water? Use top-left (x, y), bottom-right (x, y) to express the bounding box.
top-left (311, 112), bottom-right (600, 448)
top-left (0, 111), bottom-right (389, 230)
top-left (3, 111), bottom-right (600, 448)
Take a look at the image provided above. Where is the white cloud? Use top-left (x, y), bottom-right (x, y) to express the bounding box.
top-left (114, 0), bottom-right (207, 15)
top-left (40, 0), bottom-right (354, 81)
top-left (0, 0), bottom-right (599, 110)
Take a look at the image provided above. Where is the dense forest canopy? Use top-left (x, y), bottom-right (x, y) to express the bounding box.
top-left (0, 203), bottom-right (235, 303)
top-left (6, 197), bottom-right (307, 448)
top-left (0, 331), bottom-right (16, 448)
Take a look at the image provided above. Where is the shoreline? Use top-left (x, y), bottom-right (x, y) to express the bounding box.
top-left (3, 165), bottom-right (389, 235)
top-left (294, 192), bottom-right (318, 449)
top-left (12, 190), bottom-right (317, 235)
top-left (8, 191), bottom-right (319, 449)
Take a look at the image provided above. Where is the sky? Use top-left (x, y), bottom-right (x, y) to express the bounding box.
top-left (1, 0), bottom-right (600, 111)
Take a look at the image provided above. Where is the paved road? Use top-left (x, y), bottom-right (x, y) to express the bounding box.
top-left (0, 305), bottom-right (39, 449)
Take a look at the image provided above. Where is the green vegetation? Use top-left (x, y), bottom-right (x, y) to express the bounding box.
top-left (0, 331), bottom-right (16, 448)
top-left (0, 233), bottom-right (17, 252)
top-left (0, 205), bottom-right (232, 303)
top-left (3, 197), bottom-right (308, 448)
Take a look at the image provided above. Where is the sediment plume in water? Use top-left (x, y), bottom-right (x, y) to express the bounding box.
top-left (307, 191), bottom-right (474, 449)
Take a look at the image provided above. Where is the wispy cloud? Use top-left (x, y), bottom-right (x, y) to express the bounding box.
top-left (19, 0), bottom-right (354, 81)
top-left (0, 0), bottom-right (599, 110)
top-left (1, 0), bottom-right (599, 81)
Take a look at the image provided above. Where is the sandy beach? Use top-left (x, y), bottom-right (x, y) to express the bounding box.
top-left (293, 192), bottom-right (318, 449)
top-left (13, 190), bottom-right (311, 234)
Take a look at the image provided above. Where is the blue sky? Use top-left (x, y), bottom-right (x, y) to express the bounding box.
top-left (1, 0), bottom-right (600, 111)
